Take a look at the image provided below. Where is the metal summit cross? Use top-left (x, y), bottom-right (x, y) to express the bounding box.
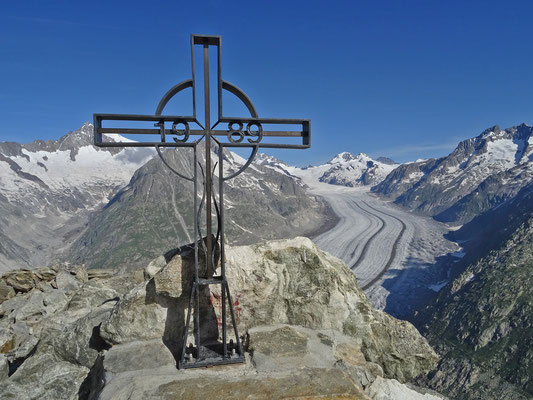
top-left (93, 34), bottom-right (310, 369)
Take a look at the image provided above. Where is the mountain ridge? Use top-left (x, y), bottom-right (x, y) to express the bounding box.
top-left (372, 123), bottom-right (533, 225)
top-left (0, 123), bottom-right (154, 270)
top-left (320, 151), bottom-right (398, 187)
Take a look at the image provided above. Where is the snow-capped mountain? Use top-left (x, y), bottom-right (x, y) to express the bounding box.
top-left (4, 121), bottom-right (532, 273)
top-left (253, 153), bottom-right (300, 178)
top-left (66, 141), bottom-right (331, 272)
top-left (373, 123), bottom-right (533, 224)
top-left (0, 124), bottom-right (331, 272)
top-left (0, 123), bottom-right (154, 270)
top-left (318, 152), bottom-right (398, 186)
top-left (0, 123), bottom-right (154, 210)
top-left (253, 152), bottom-right (399, 188)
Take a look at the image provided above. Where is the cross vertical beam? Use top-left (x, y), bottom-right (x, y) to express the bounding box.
top-left (203, 43), bottom-right (213, 279)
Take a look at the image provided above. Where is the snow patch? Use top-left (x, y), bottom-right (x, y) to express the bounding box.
top-left (1, 142), bottom-right (153, 206)
top-left (407, 171), bottom-right (424, 182)
top-left (451, 250), bottom-right (465, 258)
top-left (485, 139), bottom-right (518, 168)
top-left (428, 280), bottom-right (449, 292)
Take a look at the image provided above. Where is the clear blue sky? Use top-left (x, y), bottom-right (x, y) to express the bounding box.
top-left (1, 0), bottom-right (532, 165)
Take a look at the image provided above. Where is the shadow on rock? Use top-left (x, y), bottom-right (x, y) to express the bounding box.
top-left (144, 238), bottom-right (220, 366)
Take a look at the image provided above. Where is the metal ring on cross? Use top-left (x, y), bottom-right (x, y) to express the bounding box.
top-left (154, 79), bottom-right (264, 179)
top-left (171, 120), bottom-right (190, 143)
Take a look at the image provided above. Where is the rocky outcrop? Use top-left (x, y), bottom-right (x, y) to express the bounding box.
top-left (0, 238), bottom-right (441, 399)
top-left (100, 237), bottom-right (438, 383)
top-left (100, 324), bottom-right (444, 400)
top-left (226, 237), bottom-right (439, 382)
top-left (0, 263), bottom-right (138, 400)
top-left (0, 263), bottom-right (99, 296)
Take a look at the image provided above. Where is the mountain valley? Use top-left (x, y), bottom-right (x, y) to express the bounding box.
top-left (414, 215), bottom-right (533, 399)
top-left (1, 122), bottom-right (532, 400)
top-left (65, 141), bottom-right (331, 272)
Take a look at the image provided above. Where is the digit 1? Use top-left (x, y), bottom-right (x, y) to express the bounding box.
top-left (155, 121), bottom-right (165, 143)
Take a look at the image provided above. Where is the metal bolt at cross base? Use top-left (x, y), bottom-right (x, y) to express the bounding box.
top-left (94, 34), bottom-right (310, 369)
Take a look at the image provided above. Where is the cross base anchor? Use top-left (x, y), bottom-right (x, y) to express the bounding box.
top-left (180, 343), bottom-right (245, 369)
top-left (178, 279), bottom-right (244, 369)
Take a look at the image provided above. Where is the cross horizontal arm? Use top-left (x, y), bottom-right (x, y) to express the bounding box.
top-left (95, 114), bottom-right (198, 122)
top-left (94, 114), bottom-right (310, 149)
top-left (96, 141), bottom-right (198, 148)
top-left (98, 128), bottom-right (304, 137)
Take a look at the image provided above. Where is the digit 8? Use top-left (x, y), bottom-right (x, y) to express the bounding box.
top-left (228, 122), bottom-right (244, 143)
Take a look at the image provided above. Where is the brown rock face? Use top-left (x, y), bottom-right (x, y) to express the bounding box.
top-left (0, 263), bottom-right (90, 301)
top-left (0, 281), bottom-right (15, 303)
top-left (2, 270), bottom-right (38, 293)
top-left (155, 368), bottom-right (370, 400)
top-left (153, 253), bottom-right (188, 298)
